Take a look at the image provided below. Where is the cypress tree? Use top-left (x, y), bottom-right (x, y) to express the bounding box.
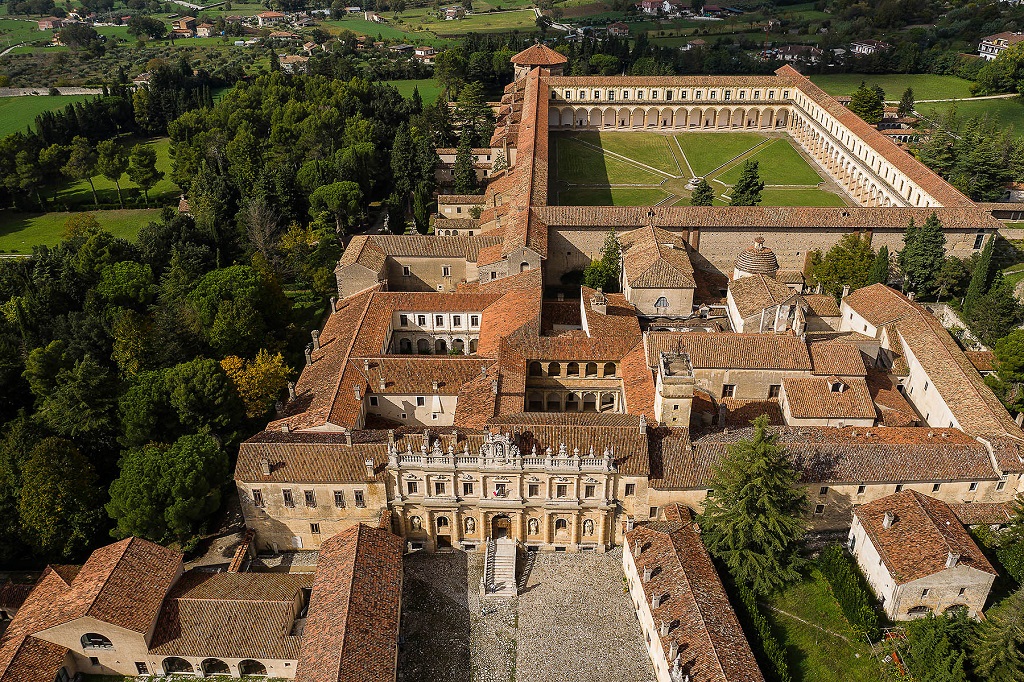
top-left (964, 233), bottom-right (994, 311)
top-left (700, 415), bottom-right (807, 595)
top-left (897, 87), bottom-right (915, 117)
top-left (729, 160), bottom-right (764, 206)
top-left (973, 589), bottom-right (1024, 681)
top-left (868, 245), bottom-right (889, 285)
top-left (452, 131), bottom-right (478, 194)
top-left (899, 213), bottom-right (946, 297)
top-left (690, 178), bottom-right (715, 206)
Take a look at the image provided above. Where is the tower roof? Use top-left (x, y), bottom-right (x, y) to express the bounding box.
top-left (734, 236), bottom-right (779, 275)
top-left (510, 43), bottom-right (568, 66)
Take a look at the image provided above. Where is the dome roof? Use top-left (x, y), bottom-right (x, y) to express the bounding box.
top-left (510, 43), bottom-right (568, 66)
top-left (735, 237), bottom-right (779, 275)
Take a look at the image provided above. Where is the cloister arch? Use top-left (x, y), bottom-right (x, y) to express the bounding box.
top-left (238, 660), bottom-right (268, 676)
top-left (163, 658), bottom-right (193, 675)
top-left (202, 659), bottom-right (231, 676)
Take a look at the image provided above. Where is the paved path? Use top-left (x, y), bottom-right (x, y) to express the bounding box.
top-left (906, 93), bottom-right (1018, 103)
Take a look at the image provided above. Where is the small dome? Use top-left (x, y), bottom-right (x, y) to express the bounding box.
top-left (735, 237), bottom-right (779, 276)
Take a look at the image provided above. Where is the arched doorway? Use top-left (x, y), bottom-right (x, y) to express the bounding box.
top-left (491, 514), bottom-right (511, 539)
top-left (163, 657), bottom-right (194, 675)
top-left (238, 660), bottom-right (267, 676)
top-left (202, 658), bottom-right (231, 676)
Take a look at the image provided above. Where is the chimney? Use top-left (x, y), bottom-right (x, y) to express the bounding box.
top-left (946, 551), bottom-right (960, 568)
top-left (669, 642), bottom-right (679, 660)
top-left (491, 378), bottom-right (499, 395)
top-left (280, 423), bottom-right (290, 433)
top-left (882, 511), bottom-right (894, 529)
top-left (626, 517), bottom-right (635, 531)
top-left (1017, 412), bottom-right (1024, 427)
top-left (660, 621), bottom-right (670, 636)
top-left (591, 288), bottom-right (608, 315)
top-left (260, 457), bottom-right (272, 476)
top-left (354, 384), bottom-right (362, 401)
top-left (344, 428), bottom-right (352, 446)
top-left (841, 284), bottom-right (850, 298)
top-left (304, 344), bottom-right (313, 366)
top-left (642, 566), bottom-right (652, 582)
top-left (651, 593), bottom-right (662, 609)
top-left (908, 291), bottom-right (916, 301)
top-left (378, 375), bottom-right (386, 392)
top-left (423, 429), bottom-right (430, 447)
top-left (311, 329), bottom-right (320, 350)
top-left (557, 292), bottom-right (565, 301)
top-left (287, 381), bottom-right (296, 401)
top-left (634, 540), bottom-right (642, 558)
top-left (387, 429), bottom-right (395, 445)
top-left (639, 413), bottom-right (647, 435)
top-left (364, 458), bottom-right (375, 477)
top-left (330, 296), bottom-right (337, 313)
top-left (432, 380), bottom-right (439, 392)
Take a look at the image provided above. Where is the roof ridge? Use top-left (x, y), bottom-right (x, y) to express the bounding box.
top-left (79, 537), bottom-right (134, 617)
top-left (322, 287), bottom-right (379, 423)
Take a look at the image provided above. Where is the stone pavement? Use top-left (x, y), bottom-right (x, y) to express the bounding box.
top-left (398, 548), bottom-right (654, 682)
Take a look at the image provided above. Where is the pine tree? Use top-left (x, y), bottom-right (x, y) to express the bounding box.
top-left (96, 139), bottom-right (128, 209)
top-left (690, 178), bottom-right (715, 206)
top-left (964, 233), bottom-right (994, 312)
top-left (812, 233), bottom-right (875, 297)
top-left (390, 123), bottom-right (414, 209)
top-left (700, 415), bottom-right (807, 595)
top-left (972, 588), bottom-right (1024, 681)
top-left (964, 271), bottom-right (1024, 345)
top-left (897, 87), bottom-right (915, 118)
top-left (452, 131), bottom-right (478, 194)
top-left (868, 245), bottom-right (889, 285)
top-left (899, 213), bottom-right (946, 297)
top-left (848, 81), bottom-right (885, 125)
top-left (411, 85), bottom-right (423, 114)
top-left (729, 160), bottom-right (764, 206)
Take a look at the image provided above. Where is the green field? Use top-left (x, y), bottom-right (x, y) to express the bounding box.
top-left (809, 73), bottom-right (974, 101)
top-left (765, 570), bottom-right (885, 682)
top-left (384, 79), bottom-right (442, 104)
top-left (0, 94), bottom-right (94, 138)
top-left (0, 209), bottom-right (160, 254)
top-left (0, 17), bottom-right (52, 47)
top-left (321, 17), bottom-right (427, 42)
top-left (918, 97), bottom-right (1024, 137)
top-left (56, 137), bottom-right (180, 207)
top-left (550, 130), bottom-right (845, 207)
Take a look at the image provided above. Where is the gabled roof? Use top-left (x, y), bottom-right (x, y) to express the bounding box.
top-left (0, 568), bottom-right (74, 682)
top-left (728, 274), bottom-right (795, 318)
top-left (619, 225), bottom-right (696, 289)
top-left (646, 332), bottom-right (812, 371)
top-left (855, 491), bottom-right (997, 584)
top-left (782, 376), bottom-right (876, 420)
top-left (510, 43), bottom-right (567, 66)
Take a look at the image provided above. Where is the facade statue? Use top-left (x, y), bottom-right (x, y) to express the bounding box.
top-left (583, 519), bottom-right (594, 537)
top-left (465, 517), bottom-right (476, 533)
top-left (410, 516), bottom-right (422, 531)
top-left (528, 518), bottom-right (539, 535)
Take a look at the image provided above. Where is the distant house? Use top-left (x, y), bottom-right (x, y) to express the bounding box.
top-left (364, 10), bottom-right (384, 22)
top-left (443, 5), bottom-right (465, 19)
top-left (636, 0), bottom-right (661, 14)
top-left (979, 31), bottom-right (1024, 60)
top-left (390, 43), bottom-right (414, 54)
top-left (849, 491), bottom-right (997, 621)
top-left (773, 44), bottom-right (823, 64)
top-left (607, 21), bottom-right (629, 37)
top-left (269, 30), bottom-right (301, 40)
top-left (224, 15), bottom-right (244, 23)
top-left (414, 45), bottom-right (436, 63)
top-left (279, 54), bottom-right (309, 73)
top-left (196, 22), bottom-right (215, 38)
top-left (345, 5), bottom-right (362, 12)
top-left (132, 72), bottom-right (152, 87)
top-left (681, 38), bottom-right (706, 50)
top-left (169, 28), bottom-right (195, 38)
top-left (850, 39), bottom-right (892, 55)
top-left (303, 40), bottom-right (319, 52)
top-left (256, 10), bottom-right (286, 26)
top-left (172, 16), bottom-right (196, 31)
top-left (37, 17), bottom-right (64, 30)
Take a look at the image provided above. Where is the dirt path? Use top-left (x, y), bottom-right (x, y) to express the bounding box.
top-left (762, 604), bottom-right (853, 643)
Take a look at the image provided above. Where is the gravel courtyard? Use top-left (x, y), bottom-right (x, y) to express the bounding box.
top-left (398, 548), bottom-right (654, 682)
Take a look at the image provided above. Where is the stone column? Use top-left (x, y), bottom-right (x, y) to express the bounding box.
top-left (571, 513), bottom-right (581, 547)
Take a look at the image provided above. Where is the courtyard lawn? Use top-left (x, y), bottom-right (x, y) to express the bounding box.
top-left (57, 137), bottom-right (179, 208)
top-left (918, 97), bottom-right (1024, 137)
top-left (765, 570), bottom-right (885, 682)
top-left (759, 187), bottom-right (848, 207)
top-left (573, 131), bottom-right (680, 174)
top-left (0, 94), bottom-right (93, 138)
top-left (553, 135), bottom-right (666, 185)
top-left (384, 78), bottom-right (442, 104)
top-left (0, 209), bottom-right (160, 254)
top-left (716, 138), bottom-right (824, 186)
top-left (809, 73), bottom-right (974, 102)
top-left (556, 186), bottom-right (669, 206)
top-left (674, 132), bottom-right (767, 177)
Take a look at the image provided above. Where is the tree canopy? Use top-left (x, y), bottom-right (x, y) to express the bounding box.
top-left (729, 160), bottom-right (764, 206)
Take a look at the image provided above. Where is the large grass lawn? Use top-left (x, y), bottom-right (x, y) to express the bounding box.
top-left (56, 137), bottom-right (180, 208)
top-left (918, 96), bottom-right (1024, 137)
top-left (428, 9), bottom-right (539, 33)
top-left (384, 79), bottom-right (442, 104)
top-left (556, 186), bottom-right (669, 206)
top-left (553, 135), bottom-right (666, 185)
top-left (0, 209), bottom-right (160, 254)
top-left (759, 187), bottom-right (848, 206)
top-left (674, 131), bottom-right (767, 177)
top-left (574, 130), bottom-right (680, 174)
top-left (716, 138), bottom-right (824, 186)
top-left (0, 94), bottom-right (93, 138)
top-left (0, 17), bottom-right (51, 47)
top-left (809, 73), bottom-right (974, 101)
top-left (765, 570), bottom-right (885, 682)
top-left (321, 17), bottom-right (425, 41)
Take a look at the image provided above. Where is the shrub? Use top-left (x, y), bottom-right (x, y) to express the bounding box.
top-left (819, 544), bottom-right (881, 639)
top-left (732, 581), bottom-right (792, 682)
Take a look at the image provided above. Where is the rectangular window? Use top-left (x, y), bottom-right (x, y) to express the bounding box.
top-left (470, 315), bottom-right (479, 326)
top-left (625, 483), bottom-right (636, 496)
top-left (434, 481), bottom-right (446, 495)
top-left (895, 484), bottom-right (904, 492)
top-left (608, 90), bottom-right (615, 101)
top-left (622, 90), bottom-right (629, 99)
top-left (768, 384), bottom-right (781, 398)
top-left (304, 490), bottom-right (316, 507)
top-left (283, 489), bottom-right (295, 507)
top-left (974, 233), bottom-right (985, 249)
top-left (400, 314), bottom-right (409, 326)
top-left (649, 506), bottom-right (658, 518)
top-left (724, 90), bottom-right (731, 100)
top-left (857, 484), bottom-right (866, 495)
top-left (136, 663), bottom-right (149, 675)
top-left (369, 396), bottom-right (378, 406)
top-left (334, 490), bottom-right (346, 507)
top-left (932, 483), bottom-right (941, 492)
top-left (710, 90), bottom-right (717, 99)
top-left (680, 90), bottom-right (687, 99)
top-left (768, 91), bottom-right (775, 99)
top-left (998, 475), bottom-right (1008, 491)
top-left (417, 315), bottom-right (426, 325)
top-left (253, 489), bottom-right (265, 508)
top-left (407, 481), bottom-right (418, 495)
top-left (416, 396), bottom-right (425, 407)
top-left (969, 481), bottom-right (978, 491)
top-left (556, 484), bottom-right (568, 498)
top-left (528, 483), bottom-right (539, 497)
top-left (819, 486), bottom-right (829, 496)
top-left (666, 90), bottom-right (673, 101)
top-left (695, 90), bottom-right (702, 99)
top-left (403, 266), bottom-right (411, 276)
top-left (453, 315), bottom-right (461, 326)
top-left (637, 90), bottom-right (644, 100)
top-left (310, 523), bottom-right (320, 534)
top-left (722, 384), bottom-right (736, 398)
top-left (754, 90), bottom-right (760, 99)
top-left (495, 483), bottom-right (508, 497)
top-left (442, 266), bottom-right (451, 277)
top-left (90, 657), bottom-right (100, 666)
top-left (463, 482), bottom-right (474, 496)
top-left (585, 484), bottom-right (596, 498)
top-left (491, 272), bottom-right (497, 280)
top-left (814, 504), bottom-right (825, 515)
top-left (783, 90), bottom-right (790, 99)
top-left (435, 314), bottom-right (444, 326)
top-left (354, 490), bottom-right (365, 507)
top-left (593, 90), bottom-right (600, 99)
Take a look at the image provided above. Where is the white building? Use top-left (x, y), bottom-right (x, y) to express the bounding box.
top-left (979, 31), bottom-right (1024, 60)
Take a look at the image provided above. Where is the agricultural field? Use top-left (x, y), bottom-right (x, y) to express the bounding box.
top-left (384, 78), bottom-right (442, 104)
top-left (809, 73), bottom-right (974, 101)
top-left (918, 96), bottom-right (1024, 137)
top-left (550, 130), bottom-right (847, 207)
top-left (0, 17), bottom-right (51, 48)
top-left (0, 94), bottom-right (93, 137)
top-left (390, 6), bottom-right (539, 36)
top-left (321, 17), bottom-right (427, 42)
top-left (0, 208), bottom-right (160, 254)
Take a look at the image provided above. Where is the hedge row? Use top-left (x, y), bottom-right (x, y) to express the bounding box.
top-left (734, 582), bottom-right (792, 682)
top-left (819, 544), bottom-right (881, 640)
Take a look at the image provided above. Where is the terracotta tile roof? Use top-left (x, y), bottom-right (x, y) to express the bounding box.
top-left (0, 582), bottom-right (32, 611)
top-left (476, 270), bottom-right (543, 358)
top-left (681, 426), bottom-right (999, 489)
top-left (236, 431), bottom-right (390, 484)
top-left (622, 340), bottom-right (657, 420)
top-left (352, 357), bottom-right (496, 394)
top-left (337, 235), bottom-right (387, 272)
top-left (854, 491), bottom-right (996, 584)
top-left (801, 293), bottom-right (840, 317)
top-left (511, 43), bottom-right (567, 65)
top-left (720, 398), bottom-right (785, 426)
top-left (530, 205), bottom-right (1001, 231)
top-left (965, 350), bottom-right (995, 373)
top-left (0, 568), bottom-right (73, 682)
top-left (728, 274), bottom-right (795, 318)
top-left (646, 332), bottom-right (812, 371)
top-left (296, 524), bottom-right (404, 682)
top-left (338, 235), bottom-right (502, 272)
top-left (809, 340), bottom-right (867, 376)
top-left (453, 368), bottom-right (499, 428)
top-left (477, 243), bottom-right (504, 266)
top-left (435, 218), bottom-right (481, 231)
top-left (547, 74), bottom-right (784, 88)
top-left (776, 269), bottom-right (805, 285)
top-left (949, 501), bottom-right (1016, 526)
top-left (777, 64), bottom-right (973, 208)
top-left (619, 225), bottom-right (696, 289)
top-left (150, 571), bottom-right (311, 659)
top-left (542, 300), bottom-right (582, 330)
top-left (647, 428), bottom-right (699, 488)
top-left (865, 370), bottom-right (918, 427)
top-left (782, 376), bottom-right (876, 420)
top-left (624, 508), bottom-right (766, 682)
top-left (980, 434), bottom-right (1024, 474)
top-left (438, 194), bottom-right (487, 204)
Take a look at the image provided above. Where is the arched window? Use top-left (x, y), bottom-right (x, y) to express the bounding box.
top-left (417, 338), bottom-right (431, 354)
top-left (163, 657), bottom-right (193, 674)
top-left (202, 658), bottom-right (231, 676)
top-left (529, 362), bottom-right (543, 376)
top-left (565, 393), bottom-right (580, 411)
top-left (655, 296), bottom-right (669, 309)
top-left (520, 262), bottom-right (530, 272)
top-left (585, 362), bottom-right (598, 377)
top-left (555, 518), bottom-right (568, 531)
top-left (81, 633), bottom-right (113, 650)
top-left (548, 362), bottom-right (561, 377)
top-left (238, 660), bottom-right (268, 676)
top-left (603, 362), bottom-right (617, 377)
top-left (452, 338), bottom-right (465, 354)
top-left (469, 339), bottom-right (478, 354)
top-left (435, 339), bottom-right (448, 354)
top-left (437, 516), bottom-right (450, 529)
top-left (567, 362), bottom-right (579, 377)
top-left (399, 338), bottom-right (412, 354)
